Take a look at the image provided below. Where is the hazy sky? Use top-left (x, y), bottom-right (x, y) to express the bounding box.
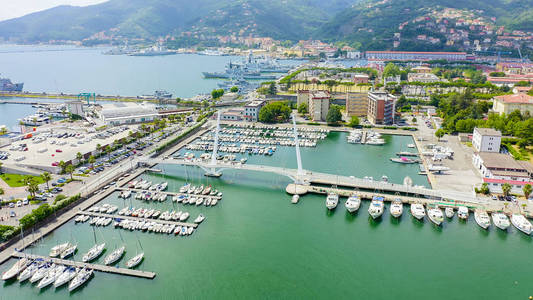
top-left (0, 0), bottom-right (109, 21)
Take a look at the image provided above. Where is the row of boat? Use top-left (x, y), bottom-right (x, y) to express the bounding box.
top-left (2, 258), bottom-right (94, 291)
top-left (127, 180), bottom-right (168, 191)
top-left (325, 193), bottom-right (533, 234)
top-left (114, 219), bottom-right (198, 236)
top-left (222, 123), bottom-right (329, 138)
top-left (118, 206), bottom-right (196, 222)
top-left (186, 142), bottom-right (276, 155)
top-left (200, 134), bottom-right (319, 147)
top-left (347, 130), bottom-right (385, 145)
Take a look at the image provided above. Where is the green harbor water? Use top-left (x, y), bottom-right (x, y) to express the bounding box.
top-left (1, 132), bottom-right (532, 299)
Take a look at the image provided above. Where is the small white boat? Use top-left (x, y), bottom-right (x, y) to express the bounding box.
top-left (410, 203), bottom-right (425, 220)
top-left (54, 267), bottom-right (77, 288)
top-left (49, 242), bottom-right (70, 257)
top-left (2, 257), bottom-right (30, 281)
top-left (407, 144), bottom-right (416, 148)
top-left (368, 196), bottom-right (384, 219)
top-left (326, 193), bottom-right (339, 210)
top-left (345, 195), bottom-right (361, 213)
top-left (491, 213), bottom-right (510, 231)
top-left (390, 199), bottom-right (403, 218)
top-left (60, 244), bottom-right (77, 259)
top-left (104, 246), bottom-right (126, 265)
top-left (180, 212), bottom-right (190, 221)
top-left (474, 210), bottom-right (491, 230)
top-left (126, 253), bottom-right (144, 268)
top-left (68, 268), bottom-right (93, 292)
top-left (427, 206), bottom-right (444, 226)
top-left (194, 214), bottom-right (206, 224)
top-left (82, 243), bottom-right (106, 262)
top-left (511, 214), bottom-right (532, 235)
top-left (457, 207), bottom-right (469, 220)
top-left (291, 194), bottom-right (300, 204)
top-left (445, 207), bottom-right (454, 218)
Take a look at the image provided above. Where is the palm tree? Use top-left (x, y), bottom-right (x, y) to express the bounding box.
top-left (65, 164), bottom-right (75, 181)
top-left (88, 155), bottom-right (95, 165)
top-left (41, 172), bottom-right (52, 191)
top-left (502, 183), bottom-right (512, 197)
top-left (58, 160), bottom-right (66, 173)
top-left (523, 184), bottom-right (532, 200)
top-left (96, 143), bottom-right (102, 154)
top-left (24, 176), bottom-right (39, 198)
top-left (0, 161), bottom-right (3, 174)
top-left (76, 152), bottom-right (83, 163)
top-left (0, 187), bottom-right (4, 195)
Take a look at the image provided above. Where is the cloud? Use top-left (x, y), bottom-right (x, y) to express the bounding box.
top-left (0, 0), bottom-right (109, 21)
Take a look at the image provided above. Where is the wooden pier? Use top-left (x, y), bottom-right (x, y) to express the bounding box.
top-left (11, 252), bottom-right (156, 279)
top-left (78, 211), bottom-right (198, 228)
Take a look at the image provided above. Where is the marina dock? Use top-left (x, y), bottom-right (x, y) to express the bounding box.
top-left (78, 211), bottom-right (198, 228)
top-left (11, 252), bottom-right (156, 279)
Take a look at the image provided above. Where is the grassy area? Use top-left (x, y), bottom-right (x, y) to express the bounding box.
top-left (0, 173), bottom-right (45, 187)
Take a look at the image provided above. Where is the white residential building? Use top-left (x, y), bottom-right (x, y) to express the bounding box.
top-left (472, 128), bottom-right (501, 153)
top-left (244, 100), bottom-right (266, 122)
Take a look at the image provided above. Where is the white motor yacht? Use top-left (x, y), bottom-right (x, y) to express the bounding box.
top-left (474, 210), bottom-right (491, 230)
top-left (179, 212), bottom-right (190, 222)
top-left (104, 246), bottom-right (126, 265)
top-left (82, 243), bottom-right (106, 262)
top-left (345, 195), bottom-right (361, 213)
top-left (511, 214), bottom-right (532, 235)
top-left (194, 214), bottom-right (206, 224)
top-left (368, 196), bottom-right (384, 219)
top-left (291, 194), bottom-right (300, 204)
top-left (491, 213), bottom-right (510, 231)
top-left (68, 268), bottom-right (93, 292)
top-left (2, 257), bottom-right (30, 281)
top-left (54, 267), bottom-right (78, 288)
top-left (125, 253), bottom-right (144, 269)
top-left (445, 207), bottom-right (454, 218)
top-left (390, 199), bottom-right (403, 218)
top-left (326, 193), bottom-right (339, 210)
top-left (427, 206), bottom-right (444, 226)
top-left (457, 207), bottom-right (469, 220)
top-left (410, 203), bottom-right (425, 220)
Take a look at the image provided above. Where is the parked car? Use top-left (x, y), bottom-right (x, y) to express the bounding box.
top-left (16, 201), bottom-right (22, 207)
top-left (55, 149), bottom-right (62, 153)
top-left (22, 199), bottom-right (29, 205)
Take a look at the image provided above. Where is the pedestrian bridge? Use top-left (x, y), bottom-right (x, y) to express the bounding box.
top-left (143, 158), bottom-right (487, 205)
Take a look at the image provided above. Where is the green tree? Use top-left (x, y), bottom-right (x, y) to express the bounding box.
top-left (0, 187), bottom-right (4, 195)
top-left (65, 164), bottom-right (75, 181)
top-left (268, 82), bottom-right (277, 95)
top-left (58, 161), bottom-right (66, 173)
top-left (326, 105), bottom-right (342, 124)
top-left (88, 155), bottom-right (95, 165)
top-left (211, 89), bottom-right (224, 100)
top-left (502, 183), bottom-right (512, 197)
top-left (480, 182), bottom-right (490, 195)
top-left (411, 117), bottom-right (417, 123)
top-left (230, 86), bottom-right (239, 93)
top-left (383, 63), bottom-right (401, 79)
top-left (347, 116), bottom-right (360, 127)
top-left (41, 172), bottom-right (52, 191)
top-left (523, 184), bottom-right (532, 199)
top-left (297, 103), bottom-right (308, 114)
top-left (24, 176), bottom-right (39, 198)
top-left (76, 152), bottom-right (83, 163)
top-left (0, 161), bottom-right (3, 174)
top-left (435, 129), bottom-right (445, 141)
top-left (258, 102), bottom-right (291, 123)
